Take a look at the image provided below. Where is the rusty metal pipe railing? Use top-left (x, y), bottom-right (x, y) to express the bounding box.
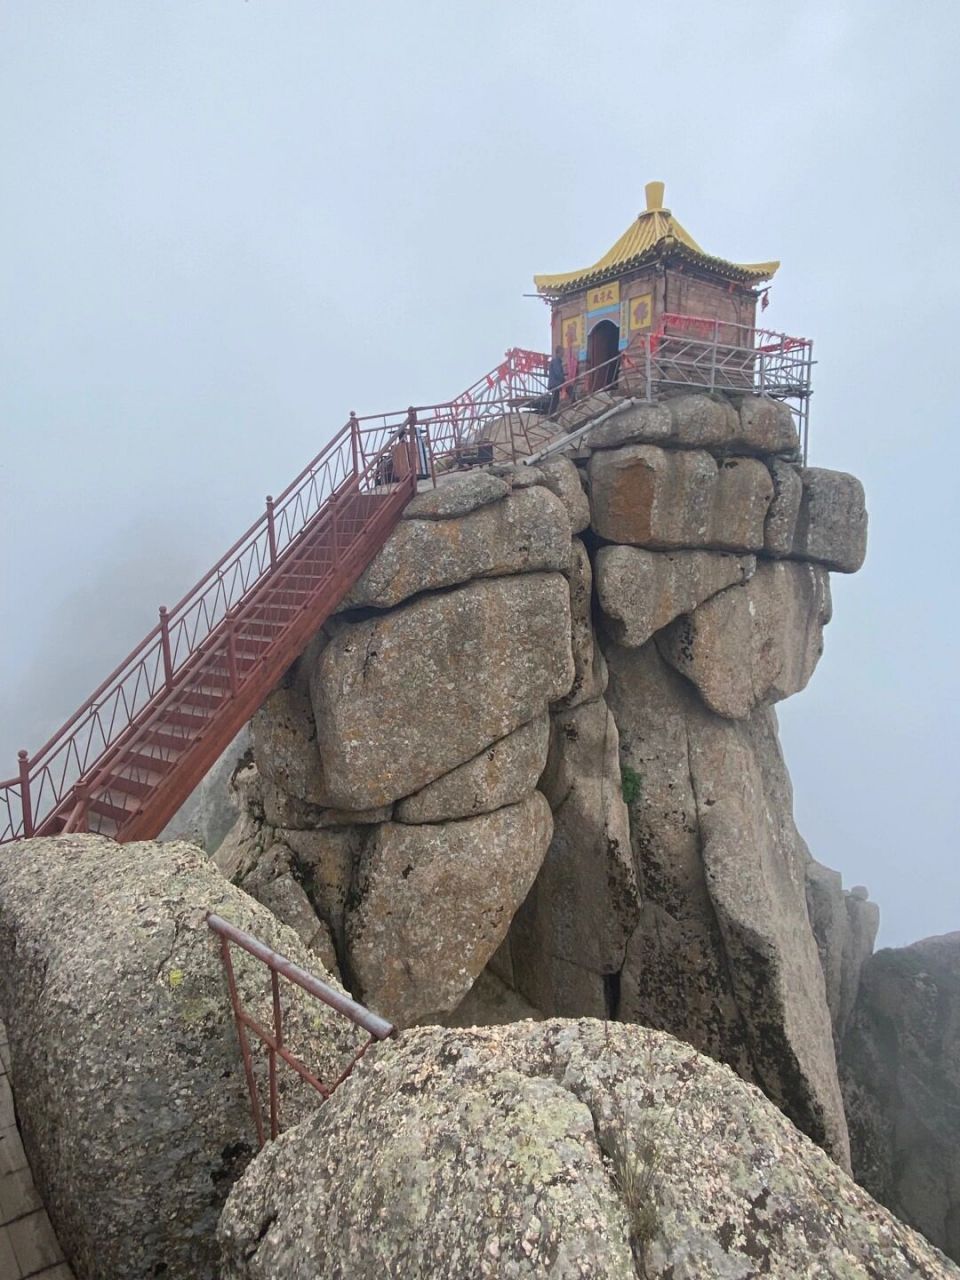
top-left (207, 913), bottom-right (396, 1146)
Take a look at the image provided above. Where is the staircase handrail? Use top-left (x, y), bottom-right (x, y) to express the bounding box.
top-left (0, 349), bottom-right (551, 844)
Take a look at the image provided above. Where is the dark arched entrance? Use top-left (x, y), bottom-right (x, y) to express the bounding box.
top-left (587, 319), bottom-right (620, 391)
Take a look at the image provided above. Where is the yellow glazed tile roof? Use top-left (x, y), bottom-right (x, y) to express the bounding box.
top-left (534, 182), bottom-right (779, 296)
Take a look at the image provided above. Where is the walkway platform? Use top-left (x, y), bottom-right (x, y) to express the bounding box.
top-left (0, 1023), bottom-right (74, 1280)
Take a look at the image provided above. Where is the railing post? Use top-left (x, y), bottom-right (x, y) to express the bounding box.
top-left (158, 606), bottom-right (174, 693)
top-left (72, 783), bottom-right (89, 834)
top-left (709, 318), bottom-right (719, 391)
top-left (18, 750), bottom-right (33, 839)
top-left (644, 336), bottom-right (653, 402)
top-left (330, 492), bottom-right (339, 559)
top-left (349, 412), bottom-right (360, 478)
top-left (423, 423), bottom-right (438, 488)
top-left (266, 495), bottom-right (278, 569)
top-left (406, 408), bottom-right (420, 488)
top-left (226, 617), bottom-right (240, 695)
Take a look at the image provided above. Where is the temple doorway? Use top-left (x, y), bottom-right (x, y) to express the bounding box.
top-left (587, 319), bottom-right (620, 391)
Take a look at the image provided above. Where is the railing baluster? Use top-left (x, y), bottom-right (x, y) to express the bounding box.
top-left (158, 607), bottom-right (174, 693)
top-left (226, 618), bottom-right (240, 695)
top-left (220, 936), bottom-right (266, 1148)
top-left (349, 411), bottom-right (360, 477)
top-left (18, 751), bottom-right (33, 838)
top-left (270, 969), bottom-right (282, 1139)
top-left (266, 496), bottom-right (278, 569)
top-left (71, 783), bottom-right (90, 834)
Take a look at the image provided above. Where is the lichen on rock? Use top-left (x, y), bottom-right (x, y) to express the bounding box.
top-left (218, 1020), bottom-right (957, 1279)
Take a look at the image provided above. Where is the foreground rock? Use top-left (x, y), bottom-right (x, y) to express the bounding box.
top-left (311, 572), bottom-right (574, 809)
top-left (842, 933), bottom-right (960, 1265)
top-left (0, 835), bottom-right (367, 1280)
top-left (347, 792), bottom-right (553, 1026)
top-left (219, 1020), bottom-right (956, 1279)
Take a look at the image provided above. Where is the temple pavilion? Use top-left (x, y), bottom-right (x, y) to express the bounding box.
top-left (534, 181), bottom-right (780, 389)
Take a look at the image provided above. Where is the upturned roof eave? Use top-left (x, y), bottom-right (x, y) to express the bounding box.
top-left (534, 243), bottom-right (780, 299)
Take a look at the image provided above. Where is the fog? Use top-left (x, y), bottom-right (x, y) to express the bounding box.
top-left (2, 1), bottom-right (957, 946)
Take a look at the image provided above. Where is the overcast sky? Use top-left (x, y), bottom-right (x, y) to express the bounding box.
top-left (1, 1), bottom-right (957, 947)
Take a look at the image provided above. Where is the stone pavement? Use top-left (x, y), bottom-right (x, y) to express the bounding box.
top-left (0, 1023), bottom-right (75, 1279)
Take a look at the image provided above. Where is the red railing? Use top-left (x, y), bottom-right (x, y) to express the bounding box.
top-left (0, 326), bottom-right (812, 846)
top-left (0, 350), bottom-right (551, 846)
top-left (539, 316), bottom-right (813, 459)
top-left (207, 913), bottom-right (395, 1146)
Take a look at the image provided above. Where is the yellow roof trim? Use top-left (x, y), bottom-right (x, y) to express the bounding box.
top-left (535, 181), bottom-right (780, 295)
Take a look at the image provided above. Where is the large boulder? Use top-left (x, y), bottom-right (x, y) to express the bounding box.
top-left (842, 933), bottom-right (960, 1264)
top-left (764, 460), bottom-right (804, 557)
top-left (310, 572), bottom-right (574, 809)
top-left (0, 835), bottom-right (366, 1280)
top-left (759, 466), bottom-right (868, 572)
top-left (395, 712), bottom-right (550, 824)
top-left (657, 560), bottom-right (832, 719)
top-left (346, 792), bottom-right (553, 1026)
top-left (251, 658), bottom-right (328, 805)
top-left (792, 467), bottom-right (869, 573)
top-left (665, 393), bottom-right (741, 449)
top-left (508, 699), bottom-right (640, 1017)
top-left (582, 400), bottom-right (674, 450)
top-left (344, 484), bottom-right (571, 610)
top-left (736, 395), bottom-right (800, 454)
top-left (537, 456), bottom-right (591, 534)
top-left (587, 444), bottom-right (773, 551)
top-left (401, 470), bottom-right (509, 519)
top-left (218, 1020), bottom-right (956, 1279)
top-left (595, 545), bottom-right (755, 649)
top-left (605, 639), bottom-right (851, 1168)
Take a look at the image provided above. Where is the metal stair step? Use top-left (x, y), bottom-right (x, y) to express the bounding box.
top-left (142, 728), bottom-right (190, 752)
top-left (179, 687), bottom-right (227, 710)
top-left (125, 751), bottom-right (176, 775)
top-left (87, 794), bottom-right (138, 824)
top-left (108, 773), bottom-right (153, 800)
top-left (160, 708), bottom-right (209, 731)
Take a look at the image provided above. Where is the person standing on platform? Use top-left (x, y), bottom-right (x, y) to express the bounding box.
top-left (547, 346), bottom-right (565, 418)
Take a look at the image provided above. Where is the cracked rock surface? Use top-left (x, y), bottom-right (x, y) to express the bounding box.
top-left (218, 1020), bottom-right (957, 1279)
top-left (0, 835), bottom-right (365, 1280)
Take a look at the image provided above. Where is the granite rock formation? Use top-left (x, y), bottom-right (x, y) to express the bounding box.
top-left (219, 1020), bottom-right (957, 1280)
top-left (841, 933), bottom-right (960, 1264)
top-left (0, 835), bottom-right (364, 1280)
top-left (215, 391), bottom-right (872, 1173)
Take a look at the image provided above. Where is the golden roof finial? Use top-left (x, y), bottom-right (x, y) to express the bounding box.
top-left (645, 181), bottom-right (665, 213)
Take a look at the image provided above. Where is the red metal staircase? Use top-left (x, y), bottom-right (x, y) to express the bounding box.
top-left (0, 352), bottom-right (551, 846)
top-left (1, 318), bottom-right (811, 848)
